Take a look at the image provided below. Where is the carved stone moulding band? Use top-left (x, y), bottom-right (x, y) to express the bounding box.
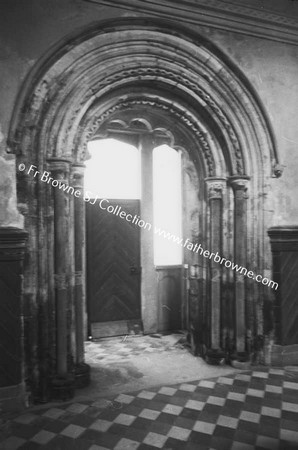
top-left (47, 158), bottom-right (72, 172)
top-left (10, 20), bottom-right (279, 185)
top-left (75, 271), bottom-right (83, 286)
top-left (79, 99), bottom-right (216, 176)
top-left (54, 273), bottom-right (67, 290)
top-left (55, 58), bottom-right (242, 174)
top-left (72, 64), bottom-right (244, 175)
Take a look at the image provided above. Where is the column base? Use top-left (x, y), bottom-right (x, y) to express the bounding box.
top-left (230, 351), bottom-right (251, 369)
top-left (74, 363), bottom-right (91, 389)
top-left (205, 348), bottom-right (226, 365)
top-left (51, 374), bottom-right (75, 401)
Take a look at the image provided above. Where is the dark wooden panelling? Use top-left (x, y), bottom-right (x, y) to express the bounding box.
top-left (269, 227), bottom-right (298, 346)
top-left (280, 252), bottom-right (298, 345)
top-left (0, 261), bottom-right (22, 387)
top-left (0, 228), bottom-right (27, 388)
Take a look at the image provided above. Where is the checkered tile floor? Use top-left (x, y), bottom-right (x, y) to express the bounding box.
top-left (1, 368), bottom-right (298, 449)
top-left (85, 334), bottom-right (184, 365)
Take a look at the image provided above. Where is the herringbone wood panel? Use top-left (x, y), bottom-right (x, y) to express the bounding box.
top-left (280, 252), bottom-right (298, 345)
top-left (86, 199), bottom-right (141, 325)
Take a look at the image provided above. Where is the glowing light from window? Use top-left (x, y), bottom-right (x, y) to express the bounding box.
top-left (153, 145), bottom-right (182, 266)
top-left (84, 139), bottom-right (141, 199)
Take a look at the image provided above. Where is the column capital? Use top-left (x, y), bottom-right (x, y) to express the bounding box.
top-left (71, 164), bottom-right (85, 189)
top-left (47, 158), bottom-right (72, 175)
top-left (205, 177), bottom-right (226, 200)
top-left (228, 175), bottom-right (250, 190)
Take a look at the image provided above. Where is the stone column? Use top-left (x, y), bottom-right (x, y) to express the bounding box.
top-left (48, 158), bottom-right (74, 398)
top-left (72, 164), bottom-right (90, 388)
top-left (0, 228), bottom-right (28, 412)
top-left (140, 134), bottom-right (157, 333)
top-left (205, 178), bottom-right (226, 350)
top-left (229, 176), bottom-right (249, 353)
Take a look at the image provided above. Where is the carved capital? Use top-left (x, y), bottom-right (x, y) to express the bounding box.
top-left (205, 177), bottom-right (226, 200)
top-left (71, 164), bottom-right (85, 189)
top-left (47, 158), bottom-right (72, 182)
top-left (229, 176), bottom-right (250, 191)
top-left (229, 176), bottom-right (250, 202)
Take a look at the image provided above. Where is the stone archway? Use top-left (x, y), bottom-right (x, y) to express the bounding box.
top-left (8, 18), bottom-right (280, 400)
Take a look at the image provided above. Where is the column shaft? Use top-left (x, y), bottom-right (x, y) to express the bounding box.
top-left (72, 166), bottom-right (85, 364)
top-left (140, 135), bottom-right (156, 333)
top-left (206, 178), bottom-right (225, 349)
top-left (50, 159), bottom-right (70, 377)
top-left (230, 176), bottom-right (249, 353)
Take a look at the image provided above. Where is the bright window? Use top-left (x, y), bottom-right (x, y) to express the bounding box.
top-left (84, 138), bottom-right (141, 199)
top-left (153, 145), bottom-right (182, 266)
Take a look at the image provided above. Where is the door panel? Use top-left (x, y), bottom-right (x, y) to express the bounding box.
top-left (86, 199), bottom-right (141, 337)
top-left (157, 267), bottom-right (182, 332)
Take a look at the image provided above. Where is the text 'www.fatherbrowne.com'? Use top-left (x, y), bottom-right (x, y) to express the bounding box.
top-left (19, 163), bottom-right (278, 290)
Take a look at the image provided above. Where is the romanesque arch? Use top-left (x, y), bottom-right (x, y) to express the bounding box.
top-left (8, 18), bottom-right (279, 399)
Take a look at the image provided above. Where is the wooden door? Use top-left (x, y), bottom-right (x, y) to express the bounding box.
top-left (157, 267), bottom-right (182, 332)
top-left (86, 199), bottom-right (141, 338)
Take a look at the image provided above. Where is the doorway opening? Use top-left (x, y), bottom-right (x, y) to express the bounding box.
top-left (85, 138), bottom-right (186, 338)
top-left (85, 139), bottom-right (142, 338)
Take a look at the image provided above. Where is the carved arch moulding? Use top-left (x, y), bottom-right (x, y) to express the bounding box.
top-left (76, 98), bottom-right (218, 178)
top-left (8, 19), bottom-right (280, 184)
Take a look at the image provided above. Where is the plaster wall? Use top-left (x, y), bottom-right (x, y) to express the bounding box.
top-left (0, 0), bottom-right (298, 228)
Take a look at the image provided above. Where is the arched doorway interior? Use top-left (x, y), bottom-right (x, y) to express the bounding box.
top-left (9, 19), bottom-right (279, 400)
